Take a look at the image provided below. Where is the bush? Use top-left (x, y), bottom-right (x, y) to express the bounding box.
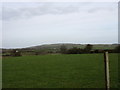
top-left (60, 45), bottom-right (67, 54)
top-left (84, 44), bottom-right (93, 53)
top-left (11, 50), bottom-right (22, 56)
top-left (114, 45), bottom-right (120, 53)
top-left (67, 47), bottom-right (82, 54)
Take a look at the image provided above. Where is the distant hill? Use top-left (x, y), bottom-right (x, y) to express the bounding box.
top-left (24, 43), bottom-right (118, 51)
top-left (2, 43), bottom-right (119, 55)
top-left (27, 43), bottom-right (81, 49)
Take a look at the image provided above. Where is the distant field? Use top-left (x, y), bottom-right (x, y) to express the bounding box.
top-left (2, 54), bottom-right (118, 88)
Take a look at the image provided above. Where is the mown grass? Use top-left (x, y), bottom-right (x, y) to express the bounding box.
top-left (2, 53), bottom-right (118, 88)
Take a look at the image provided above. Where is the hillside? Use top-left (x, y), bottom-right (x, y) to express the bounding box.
top-left (24, 43), bottom-right (118, 50)
top-left (2, 43), bottom-right (119, 56)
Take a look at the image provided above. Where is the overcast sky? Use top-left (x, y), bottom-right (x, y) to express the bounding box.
top-left (2, 2), bottom-right (118, 48)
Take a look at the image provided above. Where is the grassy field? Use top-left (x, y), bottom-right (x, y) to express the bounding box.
top-left (2, 53), bottom-right (118, 88)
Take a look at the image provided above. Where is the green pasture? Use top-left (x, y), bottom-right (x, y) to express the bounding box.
top-left (2, 54), bottom-right (118, 88)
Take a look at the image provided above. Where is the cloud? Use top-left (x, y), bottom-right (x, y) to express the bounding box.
top-left (2, 2), bottom-right (117, 21)
top-left (2, 2), bottom-right (81, 20)
top-left (2, 2), bottom-right (118, 48)
top-left (1, 0), bottom-right (119, 3)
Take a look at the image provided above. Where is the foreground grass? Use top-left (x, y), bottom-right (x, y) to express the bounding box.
top-left (2, 54), bottom-right (118, 88)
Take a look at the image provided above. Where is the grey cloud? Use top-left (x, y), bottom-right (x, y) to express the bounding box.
top-left (3, 5), bottom-right (80, 20)
top-left (2, 2), bottom-right (117, 21)
top-left (88, 7), bottom-right (115, 13)
top-left (2, 8), bottom-right (21, 20)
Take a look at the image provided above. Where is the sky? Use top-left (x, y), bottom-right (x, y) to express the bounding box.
top-left (1, 2), bottom-right (118, 48)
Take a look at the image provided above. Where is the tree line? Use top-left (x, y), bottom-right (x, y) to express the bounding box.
top-left (2, 44), bottom-right (120, 57)
top-left (60, 44), bottom-right (93, 54)
top-left (60, 44), bottom-right (120, 54)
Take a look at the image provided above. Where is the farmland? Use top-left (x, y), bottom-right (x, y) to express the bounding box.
top-left (2, 53), bottom-right (118, 88)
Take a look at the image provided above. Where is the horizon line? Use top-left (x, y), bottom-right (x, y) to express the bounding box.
top-left (1, 42), bottom-right (119, 49)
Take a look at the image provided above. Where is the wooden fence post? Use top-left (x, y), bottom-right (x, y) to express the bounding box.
top-left (104, 51), bottom-right (110, 90)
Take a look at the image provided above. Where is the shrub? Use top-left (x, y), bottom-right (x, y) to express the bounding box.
top-left (84, 44), bottom-right (93, 53)
top-left (60, 45), bottom-right (67, 54)
top-left (11, 50), bottom-right (22, 56)
top-left (114, 45), bottom-right (120, 53)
